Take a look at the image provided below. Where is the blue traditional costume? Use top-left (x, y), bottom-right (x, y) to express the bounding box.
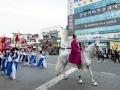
top-left (6, 51), bottom-right (19, 79)
top-left (1, 51), bottom-right (9, 75)
top-left (37, 51), bottom-right (47, 68)
top-left (29, 52), bottom-right (37, 66)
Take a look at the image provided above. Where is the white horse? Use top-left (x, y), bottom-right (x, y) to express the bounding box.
top-left (56, 42), bottom-right (99, 86)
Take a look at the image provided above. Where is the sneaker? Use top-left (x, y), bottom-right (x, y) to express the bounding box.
top-left (98, 61), bottom-right (100, 63)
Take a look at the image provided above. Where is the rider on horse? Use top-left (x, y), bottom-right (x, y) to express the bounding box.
top-left (68, 34), bottom-right (82, 69)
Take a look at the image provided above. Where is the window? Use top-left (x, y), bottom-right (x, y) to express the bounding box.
top-left (74, 0), bottom-right (80, 3)
top-left (84, 1), bottom-right (86, 4)
top-left (90, 0), bottom-right (93, 2)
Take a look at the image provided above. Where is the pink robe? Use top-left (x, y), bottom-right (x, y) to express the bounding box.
top-left (68, 39), bottom-right (82, 64)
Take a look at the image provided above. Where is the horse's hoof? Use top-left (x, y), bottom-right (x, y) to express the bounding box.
top-left (92, 82), bottom-right (98, 86)
top-left (57, 72), bottom-right (61, 76)
top-left (59, 73), bottom-right (61, 74)
top-left (56, 74), bottom-right (59, 76)
top-left (64, 76), bottom-right (68, 80)
top-left (78, 79), bottom-right (83, 84)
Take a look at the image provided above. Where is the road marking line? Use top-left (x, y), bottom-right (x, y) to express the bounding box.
top-left (36, 67), bottom-right (77, 90)
top-left (46, 63), bottom-right (56, 66)
top-left (100, 72), bottom-right (120, 79)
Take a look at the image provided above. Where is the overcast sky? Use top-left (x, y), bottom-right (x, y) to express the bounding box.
top-left (0, 0), bottom-right (67, 37)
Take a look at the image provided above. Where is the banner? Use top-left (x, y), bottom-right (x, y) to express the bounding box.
top-left (74, 17), bottom-right (120, 30)
top-left (74, 3), bottom-right (120, 19)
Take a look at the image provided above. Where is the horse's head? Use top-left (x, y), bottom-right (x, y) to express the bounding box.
top-left (84, 42), bottom-right (100, 55)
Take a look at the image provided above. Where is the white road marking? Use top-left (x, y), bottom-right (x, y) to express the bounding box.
top-left (36, 67), bottom-right (77, 90)
top-left (100, 72), bottom-right (120, 79)
top-left (46, 63), bottom-right (56, 66)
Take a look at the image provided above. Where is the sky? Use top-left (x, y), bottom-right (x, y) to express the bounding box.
top-left (0, 0), bottom-right (67, 37)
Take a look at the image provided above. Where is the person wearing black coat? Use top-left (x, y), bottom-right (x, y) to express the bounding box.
top-left (114, 48), bottom-right (120, 63)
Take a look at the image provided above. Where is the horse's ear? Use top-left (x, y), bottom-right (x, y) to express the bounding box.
top-left (94, 40), bottom-right (100, 46)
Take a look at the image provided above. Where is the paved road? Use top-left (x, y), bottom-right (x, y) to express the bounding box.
top-left (0, 56), bottom-right (120, 90)
top-left (50, 58), bottom-right (120, 90)
top-left (0, 56), bottom-right (59, 90)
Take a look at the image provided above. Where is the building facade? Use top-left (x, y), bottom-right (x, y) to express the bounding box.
top-left (12, 33), bottom-right (39, 48)
top-left (40, 26), bottom-right (68, 46)
top-left (68, 0), bottom-right (120, 49)
top-left (40, 26), bottom-right (68, 54)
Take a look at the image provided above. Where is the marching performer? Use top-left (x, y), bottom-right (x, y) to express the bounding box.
top-left (6, 51), bottom-right (14, 78)
top-left (37, 50), bottom-right (47, 68)
top-left (1, 49), bottom-right (10, 75)
top-left (29, 50), bottom-right (37, 66)
top-left (24, 50), bottom-right (29, 65)
top-left (19, 49), bottom-right (24, 63)
top-left (21, 50), bottom-right (29, 65)
top-left (6, 49), bottom-right (19, 80)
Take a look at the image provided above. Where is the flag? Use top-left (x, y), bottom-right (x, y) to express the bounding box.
top-left (5, 38), bottom-right (11, 49)
top-left (1, 37), bottom-right (6, 43)
top-left (1, 37), bottom-right (6, 50)
top-left (45, 39), bottom-right (48, 50)
top-left (15, 34), bottom-right (20, 42)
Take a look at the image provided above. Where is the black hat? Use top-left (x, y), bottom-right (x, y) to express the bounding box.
top-left (73, 34), bottom-right (76, 39)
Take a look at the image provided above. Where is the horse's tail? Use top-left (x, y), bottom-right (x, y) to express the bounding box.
top-left (56, 55), bottom-right (63, 71)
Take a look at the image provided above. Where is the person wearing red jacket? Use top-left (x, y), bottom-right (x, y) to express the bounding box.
top-left (69, 34), bottom-right (82, 68)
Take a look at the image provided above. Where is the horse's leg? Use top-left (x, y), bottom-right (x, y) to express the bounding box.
top-left (56, 70), bottom-right (62, 76)
top-left (63, 61), bottom-right (68, 79)
top-left (56, 56), bottom-right (63, 76)
top-left (87, 65), bottom-right (98, 86)
top-left (57, 72), bottom-right (62, 76)
top-left (77, 65), bottom-right (83, 84)
top-left (78, 69), bottom-right (83, 84)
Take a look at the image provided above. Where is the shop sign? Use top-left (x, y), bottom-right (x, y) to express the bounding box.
top-left (74, 3), bottom-right (120, 19)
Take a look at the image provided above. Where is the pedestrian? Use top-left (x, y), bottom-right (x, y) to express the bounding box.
top-left (107, 48), bottom-right (111, 59)
top-left (114, 48), bottom-right (120, 63)
top-left (96, 46), bottom-right (105, 62)
top-left (111, 50), bottom-right (115, 61)
top-left (68, 34), bottom-right (82, 69)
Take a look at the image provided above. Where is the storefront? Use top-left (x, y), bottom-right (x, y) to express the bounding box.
top-left (110, 40), bottom-right (120, 50)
